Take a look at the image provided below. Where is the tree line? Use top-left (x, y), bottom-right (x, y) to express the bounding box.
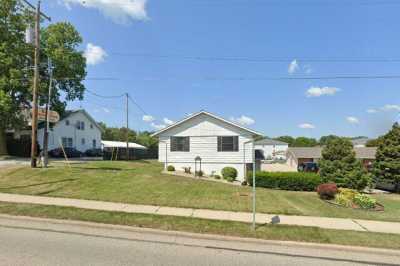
top-left (273, 135), bottom-right (374, 147)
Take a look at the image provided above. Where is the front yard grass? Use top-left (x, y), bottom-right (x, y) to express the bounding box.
top-left (0, 202), bottom-right (400, 250)
top-left (0, 160), bottom-right (399, 222)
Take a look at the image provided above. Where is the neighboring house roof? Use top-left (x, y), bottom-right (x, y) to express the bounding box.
top-left (351, 137), bottom-right (370, 147)
top-left (254, 138), bottom-right (288, 146)
top-left (60, 109), bottom-right (103, 132)
top-left (101, 140), bottom-right (147, 149)
top-left (151, 110), bottom-right (263, 137)
top-left (287, 147), bottom-right (377, 160)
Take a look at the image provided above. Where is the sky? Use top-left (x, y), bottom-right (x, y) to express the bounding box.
top-left (40, 0), bottom-right (400, 138)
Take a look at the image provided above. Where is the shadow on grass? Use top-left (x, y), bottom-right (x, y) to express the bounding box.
top-left (0, 178), bottom-right (78, 190)
top-left (70, 167), bottom-right (129, 171)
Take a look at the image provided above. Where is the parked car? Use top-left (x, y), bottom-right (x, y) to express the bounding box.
top-left (298, 162), bottom-right (319, 173)
top-left (49, 147), bottom-right (83, 158)
top-left (85, 148), bottom-right (103, 157)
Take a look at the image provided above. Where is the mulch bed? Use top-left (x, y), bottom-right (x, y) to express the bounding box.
top-left (324, 200), bottom-right (385, 212)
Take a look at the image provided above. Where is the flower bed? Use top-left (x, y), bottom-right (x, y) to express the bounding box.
top-left (322, 188), bottom-right (384, 211)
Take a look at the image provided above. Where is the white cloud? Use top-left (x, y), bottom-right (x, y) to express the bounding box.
top-left (367, 109), bottom-right (378, 114)
top-left (306, 86), bottom-right (340, 97)
top-left (346, 116), bottom-right (360, 124)
top-left (382, 104), bottom-right (400, 112)
top-left (142, 115), bottom-right (155, 122)
top-left (102, 107), bottom-right (110, 113)
top-left (62, 0), bottom-right (148, 24)
top-left (151, 122), bottom-right (166, 130)
top-left (84, 43), bottom-right (107, 65)
top-left (163, 118), bottom-right (174, 125)
top-left (298, 123), bottom-right (315, 129)
top-left (288, 59), bottom-right (299, 74)
top-left (230, 115), bottom-right (255, 126)
top-left (303, 64), bottom-right (313, 74)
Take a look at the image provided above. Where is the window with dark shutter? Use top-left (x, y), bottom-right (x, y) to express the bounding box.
top-left (170, 137), bottom-right (190, 152)
top-left (217, 136), bottom-right (239, 152)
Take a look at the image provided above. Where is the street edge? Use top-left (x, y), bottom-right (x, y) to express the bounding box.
top-left (0, 213), bottom-right (399, 256)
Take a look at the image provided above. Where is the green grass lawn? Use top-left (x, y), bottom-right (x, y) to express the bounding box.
top-left (1, 202), bottom-right (400, 250)
top-left (0, 160), bottom-right (399, 222)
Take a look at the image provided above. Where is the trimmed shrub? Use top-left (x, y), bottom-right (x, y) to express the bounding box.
top-left (317, 183), bottom-right (338, 200)
top-left (354, 194), bottom-right (377, 209)
top-left (213, 175), bottom-right (221, 180)
top-left (183, 167), bottom-right (191, 174)
top-left (222, 167), bottom-right (237, 182)
top-left (247, 171), bottom-right (322, 191)
top-left (195, 170), bottom-right (204, 177)
top-left (167, 165), bottom-right (175, 171)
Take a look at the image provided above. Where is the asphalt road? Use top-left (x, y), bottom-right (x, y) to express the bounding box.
top-left (0, 216), bottom-right (399, 266)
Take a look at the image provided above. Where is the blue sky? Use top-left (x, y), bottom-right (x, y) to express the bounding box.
top-left (42, 0), bottom-right (400, 138)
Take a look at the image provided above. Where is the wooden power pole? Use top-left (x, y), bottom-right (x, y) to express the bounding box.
top-left (30, 1), bottom-right (41, 168)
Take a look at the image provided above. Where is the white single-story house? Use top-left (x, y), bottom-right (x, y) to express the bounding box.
top-left (151, 111), bottom-right (263, 181)
top-left (37, 109), bottom-right (102, 153)
top-left (254, 138), bottom-right (288, 160)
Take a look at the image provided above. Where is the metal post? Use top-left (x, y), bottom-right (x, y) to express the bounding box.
top-left (30, 0), bottom-right (41, 168)
top-left (126, 93), bottom-right (129, 160)
top-left (252, 141), bottom-right (256, 230)
top-left (43, 58), bottom-right (53, 168)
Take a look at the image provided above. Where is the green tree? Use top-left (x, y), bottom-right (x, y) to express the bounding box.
top-left (0, 0), bottom-right (86, 154)
top-left (274, 136), bottom-right (295, 146)
top-left (0, 91), bottom-right (15, 154)
top-left (366, 137), bottom-right (384, 147)
top-left (319, 135), bottom-right (340, 146)
top-left (292, 137), bottom-right (318, 147)
top-left (319, 138), bottom-right (371, 190)
top-left (373, 123), bottom-right (400, 193)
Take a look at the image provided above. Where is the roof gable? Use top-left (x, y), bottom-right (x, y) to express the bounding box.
top-left (151, 111), bottom-right (263, 137)
top-left (61, 109), bottom-right (103, 132)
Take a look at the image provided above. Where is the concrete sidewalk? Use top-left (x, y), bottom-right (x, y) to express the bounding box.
top-left (0, 192), bottom-right (399, 234)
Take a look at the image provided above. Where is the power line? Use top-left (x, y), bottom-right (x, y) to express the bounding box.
top-left (128, 94), bottom-right (149, 116)
top-left (85, 88), bottom-right (125, 99)
top-left (108, 53), bottom-right (400, 63)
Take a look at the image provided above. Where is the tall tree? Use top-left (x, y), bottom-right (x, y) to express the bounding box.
top-left (373, 123), bottom-right (400, 193)
top-left (292, 137), bottom-right (318, 147)
top-left (274, 136), bottom-right (295, 146)
top-left (0, 0), bottom-right (86, 154)
top-left (319, 138), bottom-right (371, 190)
top-left (319, 135), bottom-right (340, 146)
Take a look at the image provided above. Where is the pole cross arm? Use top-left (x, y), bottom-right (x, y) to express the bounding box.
top-left (20, 0), bottom-right (51, 21)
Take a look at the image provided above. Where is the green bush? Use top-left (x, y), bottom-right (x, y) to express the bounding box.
top-left (354, 194), bottom-right (377, 209)
top-left (334, 188), bottom-right (357, 207)
top-left (221, 167), bottom-right (237, 182)
top-left (167, 165), bottom-right (175, 171)
top-left (195, 170), bottom-right (203, 177)
top-left (213, 175), bottom-right (221, 180)
top-left (247, 171), bottom-right (321, 191)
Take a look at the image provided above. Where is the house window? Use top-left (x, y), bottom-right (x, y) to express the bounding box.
top-left (65, 120), bottom-right (70, 126)
top-left (76, 121), bottom-right (85, 130)
top-left (218, 136), bottom-right (239, 152)
top-left (170, 137), bottom-right (190, 152)
top-left (62, 137), bottom-right (73, 148)
top-left (92, 139), bottom-right (96, 148)
top-left (81, 138), bottom-right (85, 145)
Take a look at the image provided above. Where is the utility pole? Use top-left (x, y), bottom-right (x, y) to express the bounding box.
top-left (126, 93), bottom-right (129, 161)
top-left (24, 0), bottom-right (50, 168)
top-left (43, 58), bottom-right (53, 168)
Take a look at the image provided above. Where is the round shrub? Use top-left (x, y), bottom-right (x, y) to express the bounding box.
top-left (221, 167), bottom-right (237, 182)
top-left (167, 165), bottom-right (175, 171)
top-left (354, 194), bottom-right (377, 209)
top-left (317, 183), bottom-right (338, 200)
top-left (213, 175), bottom-right (221, 180)
top-left (195, 170), bottom-right (204, 177)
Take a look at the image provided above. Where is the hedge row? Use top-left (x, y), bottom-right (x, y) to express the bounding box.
top-left (247, 171), bottom-right (322, 191)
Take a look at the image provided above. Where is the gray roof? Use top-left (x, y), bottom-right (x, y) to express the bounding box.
top-left (287, 147), bottom-right (376, 160)
top-left (351, 137), bottom-right (370, 146)
top-left (254, 138), bottom-right (288, 146)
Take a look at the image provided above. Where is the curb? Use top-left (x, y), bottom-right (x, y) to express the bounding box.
top-left (0, 213), bottom-right (399, 257)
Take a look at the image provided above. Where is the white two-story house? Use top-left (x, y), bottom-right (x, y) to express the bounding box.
top-left (37, 109), bottom-right (102, 152)
top-left (151, 111), bottom-right (263, 181)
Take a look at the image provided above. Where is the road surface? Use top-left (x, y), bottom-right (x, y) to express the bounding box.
top-left (0, 215), bottom-right (398, 266)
